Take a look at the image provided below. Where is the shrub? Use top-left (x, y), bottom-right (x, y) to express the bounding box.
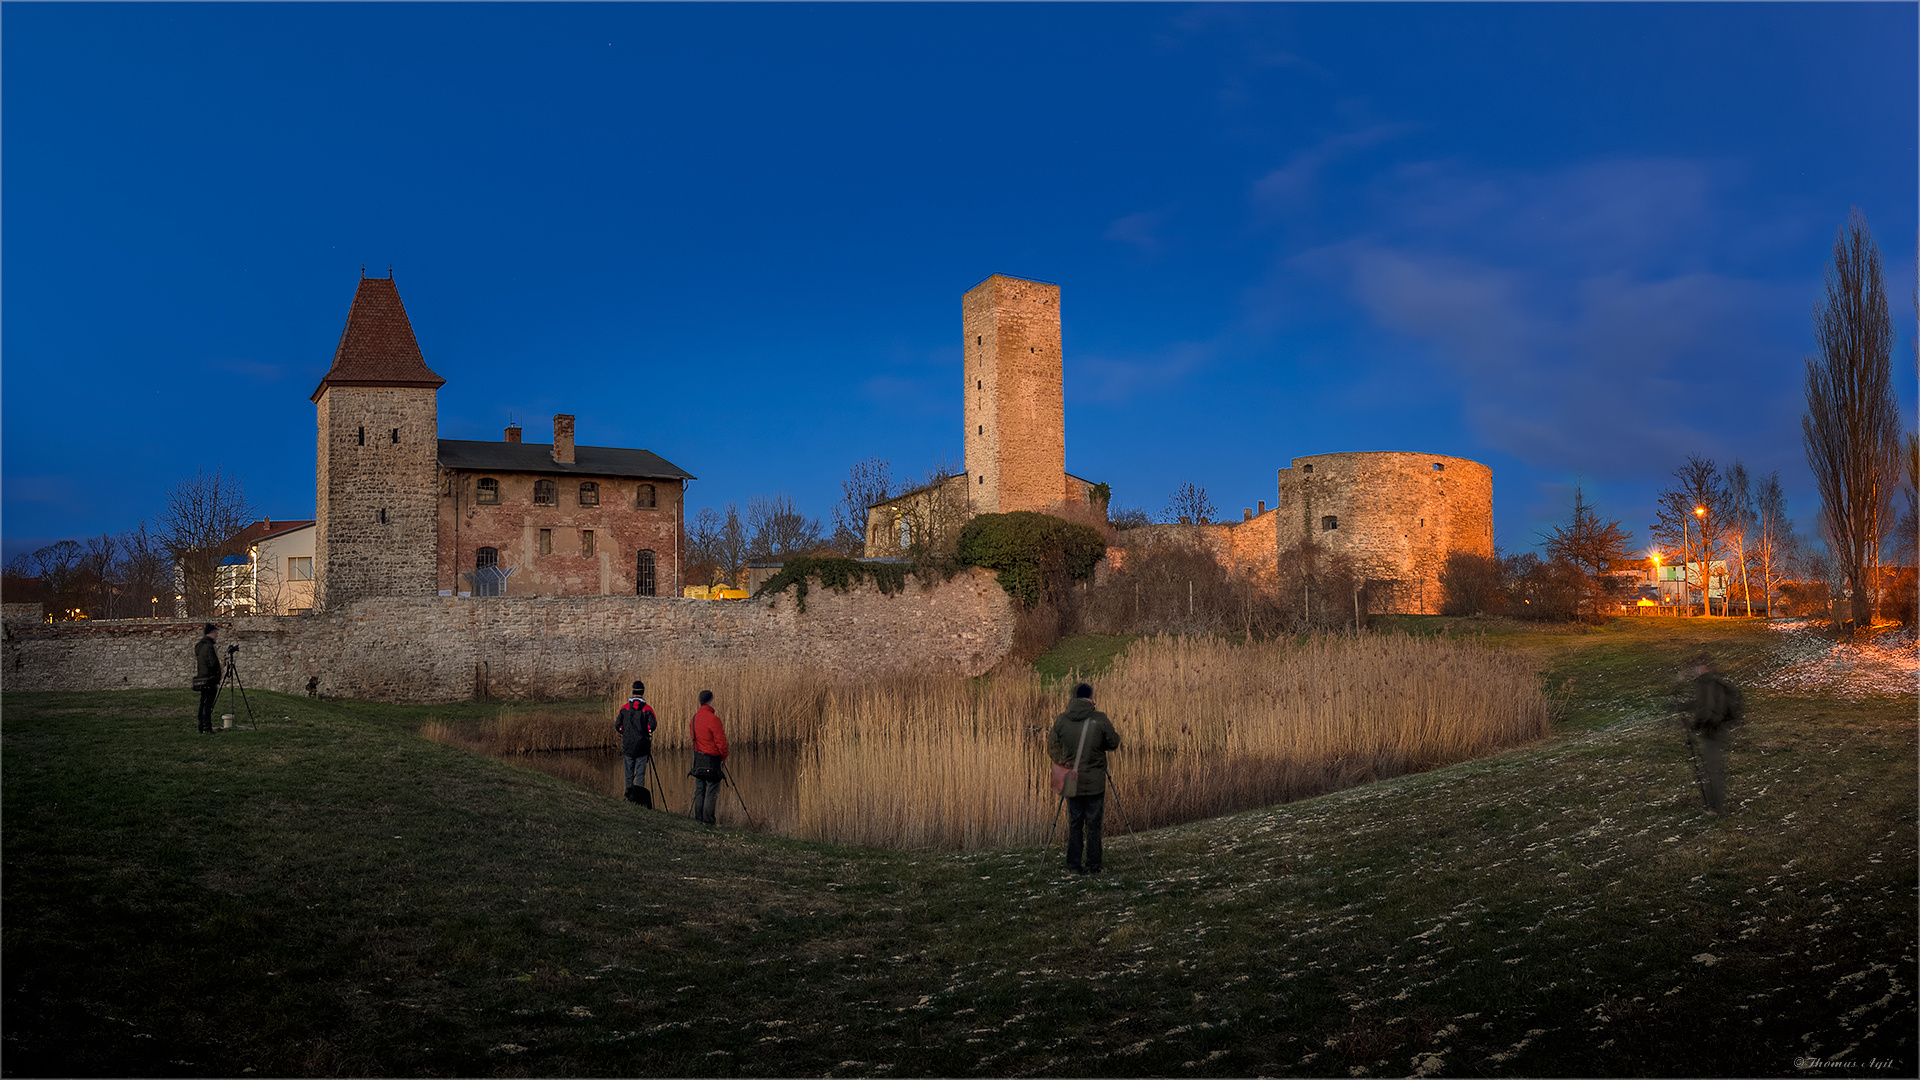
top-left (1503, 553), bottom-right (1585, 621)
top-left (1440, 551), bottom-right (1506, 616)
top-left (956, 511), bottom-right (1105, 609)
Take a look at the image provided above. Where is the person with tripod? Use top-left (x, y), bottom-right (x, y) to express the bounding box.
top-left (1049, 682), bottom-right (1121, 875)
top-left (689, 690), bottom-right (728, 827)
top-left (192, 623), bottom-right (222, 734)
top-left (615, 681), bottom-right (658, 806)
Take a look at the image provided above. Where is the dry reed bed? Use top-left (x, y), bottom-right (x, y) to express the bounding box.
top-left (424, 634), bottom-right (1550, 850)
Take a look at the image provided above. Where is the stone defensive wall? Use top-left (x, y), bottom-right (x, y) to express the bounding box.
top-left (2, 568), bottom-right (1017, 703)
top-left (1107, 512), bottom-right (1281, 591)
top-left (1274, 451), bottom-right (1494, 614)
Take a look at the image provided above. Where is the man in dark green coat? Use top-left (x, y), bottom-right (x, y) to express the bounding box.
top-left (193, 623), bottom-right (222, 734)
top-left (1049, 682), bottom-right (1121, 874)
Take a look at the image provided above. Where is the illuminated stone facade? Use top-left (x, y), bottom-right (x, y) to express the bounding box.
top-left (1273, 451), bottom-right (1495, 614)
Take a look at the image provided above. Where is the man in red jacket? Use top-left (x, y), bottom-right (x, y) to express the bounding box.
top-left (689, 690), bottom-right (728, 826)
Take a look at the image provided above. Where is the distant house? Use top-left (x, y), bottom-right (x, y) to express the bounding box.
top-left (215, 519), bottom-right (316, 615)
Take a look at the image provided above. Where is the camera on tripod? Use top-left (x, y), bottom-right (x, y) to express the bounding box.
top-left (226, 644), bottom-right (239, 655)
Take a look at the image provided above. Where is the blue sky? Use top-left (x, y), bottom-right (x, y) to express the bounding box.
top-left (4, 2), bottom-right (1915, 562)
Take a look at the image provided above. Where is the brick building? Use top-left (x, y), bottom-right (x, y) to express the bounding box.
top-left (312, 275), bottom-right (692, 607)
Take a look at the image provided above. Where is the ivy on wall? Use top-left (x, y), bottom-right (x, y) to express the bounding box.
top-left (956, 511), bottom-right (1106, 609)
top-left (752, 556), bottom-right (917, 613)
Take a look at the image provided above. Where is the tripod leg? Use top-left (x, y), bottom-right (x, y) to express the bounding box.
top-left (722, 765), bottom-right (756, 829)
top-left (1040, 793), bottom-right (1064, 867)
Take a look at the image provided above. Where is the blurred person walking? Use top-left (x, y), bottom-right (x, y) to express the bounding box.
top-left (689, 690), bottom-right (728, 827)
top-left (1685, 652), bottom-right (1744, 814)
top-left (1049, 682), bottom-right (1121, 874)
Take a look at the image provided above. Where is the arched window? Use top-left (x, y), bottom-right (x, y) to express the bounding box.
top-left (636, 483), bottom-right (657, 509)
top-left (533, 479), bottom-right (556, 505)
top-left (472, 546), bottom-right (505, 597)
top-left (476, 478), bottom-right (500, 505)
top-left (636, 550), bottom-right (657, 596)
top-left (898, 516), bottom-right (911, 550)
top-left (578, 482), bottom-right (600, 507)
top-left (1322, 515), bottom-right (1339, 531)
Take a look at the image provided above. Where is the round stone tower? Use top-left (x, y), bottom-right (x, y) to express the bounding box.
top-left (1272, 451), bottom-right (1494, 614)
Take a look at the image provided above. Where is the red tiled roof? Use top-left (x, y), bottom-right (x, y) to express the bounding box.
top-left (221, 518), bottom-right (316, 555)
top-left (310, 276), bottom-right (446, 402)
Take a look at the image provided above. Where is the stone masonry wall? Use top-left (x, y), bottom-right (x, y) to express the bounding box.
top-left (3, 567), bottom-right (1017, 704)
top-left (316, 385), bottom-right (441, 607)
top-left (1274, 451), bottom-right (1494, 614)
top-left (963, 276), bottom-right (1065, 516)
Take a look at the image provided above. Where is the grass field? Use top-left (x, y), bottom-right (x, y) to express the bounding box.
top-left (3, 617), bottom-right (1913, 1077)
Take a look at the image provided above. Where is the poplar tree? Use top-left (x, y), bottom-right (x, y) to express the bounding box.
top-left (1802, 209), bottom-right (1899, 629)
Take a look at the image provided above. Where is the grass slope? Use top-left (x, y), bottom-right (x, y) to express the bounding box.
top-left (3, 619), bottom-right (1913, 1077)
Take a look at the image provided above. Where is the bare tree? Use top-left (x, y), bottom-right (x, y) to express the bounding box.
top-left (1748, 472), bottom-right (1797, 614)
top-left (1165, 482), bottom-right (1216, 525)
top-left (1890, 431), bottom-right (1919, 569)
top-left (1652, 458), bottom-right (1730, 616)
top-left (1540, 488), bottom-right (1634, 619)
top-left (158, 467), bottom-right (253, 618)
top-left (834, 457), bottom-right (894, 555)
top-left (746, 493), bottom-right (823, 561)
top-left (1803, 209), bottom-right (1900, 629)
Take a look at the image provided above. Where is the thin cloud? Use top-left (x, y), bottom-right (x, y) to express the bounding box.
top-left (1252, 123), bottom-right (1413, 213)
top-left (1070, 342), bottom-right (1214, 403)
top-left (1103, 210), bottom-right (1168, 251)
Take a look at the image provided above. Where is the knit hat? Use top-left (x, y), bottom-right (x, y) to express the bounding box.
top-left (631, 680), bottom-right (644, 694)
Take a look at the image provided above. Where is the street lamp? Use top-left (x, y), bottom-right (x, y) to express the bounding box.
top-left (1694, 506), bottom-right (1707, 616)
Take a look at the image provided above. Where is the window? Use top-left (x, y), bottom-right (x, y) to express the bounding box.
top-left (579, 482), bottom-right (600, 507)
top-left (533, 479), bottom-right (556, 505)
top-left (476, 478), bottom-right (500, 505)
top-left (977, 380), bottom-right (982, 390)
top-left (391, 428), bottom-right (399, 443)
top-left (979, 475), bottom-right (985, 485)
top-left (636, 550), bottom-right (656, 596)
top-left (539, 529), bottom-right (552, 555)
top-left (473, 547), bottom-right (504, 597)
top-left (378, 508), bottom-right (388, 524)
top-left (636, 483), bottom-right (656, 509)
top-left (1432, 462), bottom-right (1445, 472)
top-left (976, 335), bottom-right (982, 345)
top-left (287, 556), bottom-right (313, 581)
top-left (978, 425), bottom-right (984, 435)
top-left (1321, 515), bottom-right (1338, 531)
top-left (898, 516), bottom-right (911, 549)
top-left (581, 529), bottom-right (595, 557)
top-left (357, 426), bottom-right (365, 446)
top-left (1303, 464), bottom-right (1313, 474)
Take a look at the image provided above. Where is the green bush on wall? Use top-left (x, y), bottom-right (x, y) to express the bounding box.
top-left (956, 511), bottom-right (1106, 608)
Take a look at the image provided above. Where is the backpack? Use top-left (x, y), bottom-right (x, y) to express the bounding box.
top-left (616, 699), bottom-right (656, 756)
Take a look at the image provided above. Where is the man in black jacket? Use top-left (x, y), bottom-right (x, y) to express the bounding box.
top-left (192, 624), bottom-right (222, 733)
top-left (616, 681), bottom-right (658, 805)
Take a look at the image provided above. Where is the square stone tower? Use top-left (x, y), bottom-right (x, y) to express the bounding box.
top-left (311, 275), bottom-right (446, 609)
top-left (962, 275), bottom-right (1065, 514)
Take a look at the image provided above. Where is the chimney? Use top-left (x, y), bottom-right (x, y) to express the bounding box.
top-left (552, 414), bottom-right (575, 464)
top-left (505, 424), bottom-right (522, 444)
top-left (1258, 500), bottom-right (1266, 515)
top-left (1243, 508), bottom-right (1253, 521)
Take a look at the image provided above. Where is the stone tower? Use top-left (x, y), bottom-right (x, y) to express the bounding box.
top-left (311, 275), bottom-right (445, 609)
top-left (962, 275), bottom-right (1066, 514)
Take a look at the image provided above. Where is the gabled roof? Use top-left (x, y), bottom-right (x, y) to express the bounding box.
top-left (223, 518), bottom-right (316, 554)
top-left (438, 440), bottom-right (694, 481)
top-left (310, 276), bottom-right (446, 402)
